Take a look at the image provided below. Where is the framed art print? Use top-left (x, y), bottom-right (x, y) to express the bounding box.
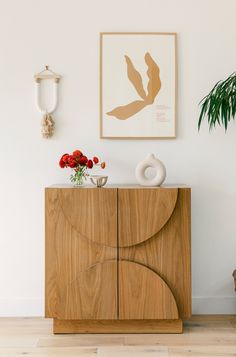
top-left (100, 32), bottom-right (177, 139)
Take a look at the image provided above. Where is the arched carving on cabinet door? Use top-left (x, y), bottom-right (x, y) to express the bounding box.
top-left (118, 188), bottom-right (178, 247)
top-left (119, 260), bottom-right (179, 320)
top-left (58, 188), bottom-right (117, 247)
top-left (57, 261), bottom-right (117, 320)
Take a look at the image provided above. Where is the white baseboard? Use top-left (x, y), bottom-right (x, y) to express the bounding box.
top-left (192, 296), bottom-right (236, 314)
top-left (0, 297), bottom-right (235, 316)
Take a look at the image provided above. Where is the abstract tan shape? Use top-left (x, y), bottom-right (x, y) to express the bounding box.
top-left (45, 188), bottom-right (117, 318)
top-left (118, 188), bottom-right (178, 247)
top-left (125, 55), bottom-right (146, 100)
top-left (58, 261), bottom-right (117, 320)
top-left (106, 52), bottom-right (161, 120)
top-left (58, 188), bottom-right (117, 247)
top-left (119, 260), bottom-right (179, 319)
top-left (145, 52), bottom-right (161, 104)
top-left (106, 100), bottom-right (146, 120)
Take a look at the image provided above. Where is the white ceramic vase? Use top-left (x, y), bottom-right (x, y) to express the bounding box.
top-left (135, 153), bottom-right (166, 187)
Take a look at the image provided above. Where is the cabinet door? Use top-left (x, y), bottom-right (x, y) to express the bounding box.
top-left (118, 188), bottom-right (191, 319)
top-left (45, 188), bottom-right (117, 320)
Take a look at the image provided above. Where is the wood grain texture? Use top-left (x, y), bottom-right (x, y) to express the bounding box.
top-left (45, 188), bottom-right (59, 317)
top-left (118, 188), bottom-right (178, 247)
top-left (57, 188), bottom-right (117, 247)
top-left (58, 261), bottom-right (117, 320)
top-left (45, 188), bottom-right (117, 319)
top-left (46, 186), bottom-right (191, 332)
top-left (2, 316), bottom-right (236, 356)
top-left (53, 318), bottom-right (182, 334)
top-left (119, 261), bottom-right (179, 320)
top-left (119, 188), bottom-right (191, 318)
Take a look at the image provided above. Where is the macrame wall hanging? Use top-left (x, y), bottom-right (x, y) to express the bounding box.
top-left (34, 66), bottom-right (61, 138)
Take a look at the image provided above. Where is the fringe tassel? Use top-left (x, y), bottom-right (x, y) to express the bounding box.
top-left (41, 114), bottom-right (55, 138)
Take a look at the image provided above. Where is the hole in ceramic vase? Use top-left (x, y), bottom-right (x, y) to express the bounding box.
top-left (144, 166), bottom-right (156, 179)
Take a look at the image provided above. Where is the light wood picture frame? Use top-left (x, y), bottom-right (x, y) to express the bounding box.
top-left (100, 32), bottom-right (177, 139)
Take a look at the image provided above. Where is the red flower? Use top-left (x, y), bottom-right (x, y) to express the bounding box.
top-left (79, 156), bottom-right (88, 166)
top-left (59, 158), bottom-right (66, 168)
top-left (73, 150), bottom-right (83, 157)
top-left (59, 151), bottom-right (105, 172)
top-left (62, 154), bottom-right (69, 163)
top-left (93, 156), bottom-right (99, 164)
top-left (59, 153), bottom-right (69, 168)
top-left (67, 155), bottom-right (77, 168)
top-left (87, 159), bottom-right (93, 169)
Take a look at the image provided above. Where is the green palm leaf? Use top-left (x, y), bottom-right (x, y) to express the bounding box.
top-left (198, 72), bottom-right (236, 131)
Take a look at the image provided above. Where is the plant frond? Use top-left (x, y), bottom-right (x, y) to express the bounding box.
top-left (198, 72), bottom-right (236, 131)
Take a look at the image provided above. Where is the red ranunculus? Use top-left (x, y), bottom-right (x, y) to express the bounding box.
top-left (87, 159), bottom-right (93, 169)
top-left (59, 153), bottom-right (69, 168)
top-left (73, 150), bottom-right (83, 157)
top-left (62, 153), bottom-right (69, 163)
top-left (59, 158), bottom-right (66, 168)
top-left (59, 151), bottom-right (105, 179)
top-left (67, 155), bottom-right (77, 168)
top-left (93, 156), bottom-right (99, 164)
top-left (79, 156), bottom-right (88, 166)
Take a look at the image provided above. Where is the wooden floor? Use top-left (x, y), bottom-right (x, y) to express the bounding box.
top-left (0, 316), bottom-right (236, 356)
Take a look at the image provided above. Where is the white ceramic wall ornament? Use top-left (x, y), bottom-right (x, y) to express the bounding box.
top-left (135, 153), bottom-right (166, 186)
top-left (34, 66), bottom-right (61, 138)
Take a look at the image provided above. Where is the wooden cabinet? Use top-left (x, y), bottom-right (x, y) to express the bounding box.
top-left (45, 186), bottom-right (191, 333)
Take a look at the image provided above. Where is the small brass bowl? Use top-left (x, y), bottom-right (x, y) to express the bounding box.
top-left (90, 175), bottom-right (108, 188)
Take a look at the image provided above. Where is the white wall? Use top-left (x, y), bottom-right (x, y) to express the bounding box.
top-left (0, 0), bottom-right (236, 316)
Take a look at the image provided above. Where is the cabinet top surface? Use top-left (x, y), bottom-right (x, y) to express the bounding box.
top-left (46, 184), bottom-right (190, 189)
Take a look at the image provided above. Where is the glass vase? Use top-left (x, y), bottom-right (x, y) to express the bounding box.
top-left (70, 168), bottom-right (87, 187)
